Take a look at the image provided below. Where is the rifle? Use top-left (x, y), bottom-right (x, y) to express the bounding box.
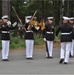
top-left (27, 11), bottom-right (37, 30)
top-left (12, 6), bottom-right (26, 31)
top-left (12, 6), bottom-right (37, 31)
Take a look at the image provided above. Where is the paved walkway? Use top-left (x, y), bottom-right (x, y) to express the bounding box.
top-left (0, 48), bottom-right (74, 74)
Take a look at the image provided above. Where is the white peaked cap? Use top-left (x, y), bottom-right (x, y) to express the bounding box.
top-left (2, 15), bottom-right (9, 19)
top-left (63, 16), bottom-right (70, 20)
top-left (47, 17), bottom-right (53, 20)
top-left (69, 17), bottom-right (74, 20)
top-left (26, 16), bottom-right (32, 19)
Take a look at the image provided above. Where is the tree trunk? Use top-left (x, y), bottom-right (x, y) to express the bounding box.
top-left (53, 0), bottom-right (56, 25)
top-left (73, 1), bottom-right (74, 16)
top-left (2, 0), bottom-right (10, 18)
top-left (64, 0), bottom-right (69, 16)
top-left (66, 0), bottom-right (69, 16)
top-left (59, 0), bottom-right (63, 25)
top-left (41, 0), bottom-right (44, 19)
top-left (53, 0), bottom-right (60, 26)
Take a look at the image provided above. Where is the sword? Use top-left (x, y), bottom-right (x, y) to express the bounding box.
top-left (46, 41), bottom-right (49, 58)
top-left (44, 38), bottom-right (49, 58)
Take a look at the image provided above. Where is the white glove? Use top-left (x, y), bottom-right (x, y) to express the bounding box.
top-left (12, 22), bottom-right (17, 27)
top-left (43, 38), bottom-right (46, 41)
top-left (7, 21), bottom-right (11, 26)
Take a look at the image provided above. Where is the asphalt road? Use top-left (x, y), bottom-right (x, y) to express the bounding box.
top-left (0, 48), bottom-right (74, 74)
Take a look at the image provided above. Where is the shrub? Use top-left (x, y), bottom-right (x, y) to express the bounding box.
top-left (0, 33), bottom-right (44, 49)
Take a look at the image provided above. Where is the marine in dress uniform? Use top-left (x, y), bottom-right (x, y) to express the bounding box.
top-left (25, 16), bottom-right (34, 59)
top-left (45, 17), bottom-right (54, 58)
top-left (1, 15), bottom-right (13, 61)
top-left (69, 17), bottom-right (74, 57)
top-left (56, 17), bottom-right (72, 64)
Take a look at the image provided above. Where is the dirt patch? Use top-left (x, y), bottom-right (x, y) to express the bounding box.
top-left (9, 41), bottom-right (60, 51)
top-left (54, 42), bottom-right (60, 48)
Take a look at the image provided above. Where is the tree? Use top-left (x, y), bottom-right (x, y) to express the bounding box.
top-left (59, 0), bottom-right (63, 25)
top-left (41, 0), bottom-right (44, 19)
top-left (64, 0), bottom-right (69, 16)
top-left (1, 0), bottom-right (74, 24)
top-left (0, 0), bottom-right (2, 18)
top-left (2, 0), bottom-right (10, 18)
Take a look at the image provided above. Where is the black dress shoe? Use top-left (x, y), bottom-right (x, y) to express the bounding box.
top-left (2, 59), bottom-right (9, 61)
top-left (64, 62), bottom-right (68, 64)
top-left (59, 59), bottom-right (64, 64)
top-left (5, 59), bottom-right (9, 61)
top-left (2, 59), bottom-right (6, 61)
top-left (26, 58), bottom-right (33, 60)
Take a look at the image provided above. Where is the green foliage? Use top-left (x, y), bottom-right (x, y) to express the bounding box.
top-left (34, 34), bottom-right (44, 45)
top-left (10, 33), bottom-right (44, 49)
top-left (10, 36), bottom-right (25, 49)
top-left (10, 0), bottom-right (54, 22)
top-left (10, 42), bottom-right (17, 49)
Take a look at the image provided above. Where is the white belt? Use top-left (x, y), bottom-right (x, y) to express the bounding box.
top-left (2, 31), bottom-right (10, 33)
top-left (61, 33), bottom-right (70, 35)
top-left (26, 31), bottom-right (33, 33)
top-left (46, 32), bottom-right (53, 34)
